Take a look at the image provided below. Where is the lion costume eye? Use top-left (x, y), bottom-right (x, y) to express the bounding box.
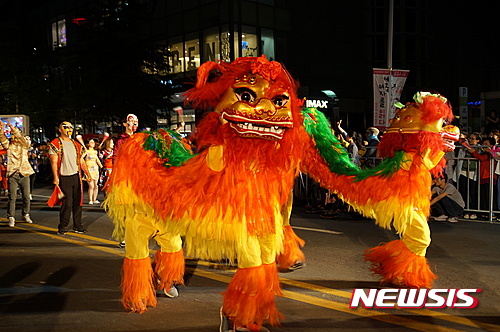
top-left (272, 94), bottom-right (289, 107)
top-left (234, 88), bottom-right (257, 103)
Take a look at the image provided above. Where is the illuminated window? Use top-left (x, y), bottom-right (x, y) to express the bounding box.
top-left (168, 37), bottom-right (184, 73)
top-left (51, 19), bottom-right (67, 49)
top-left (203, 27), bottom-right (221, 62)
top-left (241, 26), bottom-right (257, 57)
top-left (169, 35), bottom-right (200, 73)
top-left (261, 28), bottom-right (275, 60)
top-left (184, 33), bottom-right (200, 71)
top-left (220, 30), bottom-right (232, 62)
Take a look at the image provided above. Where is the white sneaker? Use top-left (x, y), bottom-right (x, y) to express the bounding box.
top-left (433, 215), bottom-right (448, 221)
top-left (447, 216), bottom-right (459, 223)
top-left (29, 194), bottom-right (33, 200)
top-left (470, 214), bottom-right (478, 220)
top-left (94, 199), bottom-right (100, 204)
top-left (8, 217), bottom-right (15, 227)
top-left (23, 214), bottom-right (33, 223)
top-left (88, 201), bottom-right (94, 205)
top-left (164, 285), bottom-right (179, 298)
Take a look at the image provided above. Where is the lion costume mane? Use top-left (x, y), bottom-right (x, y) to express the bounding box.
top-left (104, 55), bottom-right (457, 331)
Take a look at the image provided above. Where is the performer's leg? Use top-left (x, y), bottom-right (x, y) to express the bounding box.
top-left (365, 211), bottom-right (436, 288)
top-left (276, 192), bottom-right (305, 270)
top-left (71, 174), bottom-right (84, 231)
top-left (223, 234), bottom-right (282, 331)
top-left (154, 232), bottom-right (185, 291)
top-left (121, 214), bottom-right (157, 313)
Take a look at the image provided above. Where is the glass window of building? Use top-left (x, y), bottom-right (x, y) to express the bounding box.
top-left (261, 28), bottom-right (275, 60)
top-left (184, 33), bottom-right (200, 71)
top-left (51, 19), bottom-right (67, 49)
top-left (220, 24), bottom-right (237, 62)
top-left (203, 27), bottom-right (221, 62)
top-left (168, 36), bottom-right (185, 74)
top-left (241, 26), bottom-right (258, 57)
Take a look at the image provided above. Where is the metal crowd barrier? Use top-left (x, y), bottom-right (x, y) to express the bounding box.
top-left (360, 152), bottom-right (498, 221)
top-left (296, 148), bottom-right (499, 221)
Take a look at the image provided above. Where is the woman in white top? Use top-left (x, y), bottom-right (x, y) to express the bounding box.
top-left (83, 138), bottom-right (103, 204)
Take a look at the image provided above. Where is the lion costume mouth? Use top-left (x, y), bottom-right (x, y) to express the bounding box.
top-left (222, 111), bottom-right (293, 140)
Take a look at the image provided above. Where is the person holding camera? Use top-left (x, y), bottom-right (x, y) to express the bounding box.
top-left (0, 123), bottom-right (34, 227)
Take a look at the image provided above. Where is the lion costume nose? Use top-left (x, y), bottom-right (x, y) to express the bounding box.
top-left (255, 98), bottom-right (277, 117)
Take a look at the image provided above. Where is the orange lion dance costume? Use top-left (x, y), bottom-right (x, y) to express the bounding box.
top-left (104, 55), bottom-right (458, 331)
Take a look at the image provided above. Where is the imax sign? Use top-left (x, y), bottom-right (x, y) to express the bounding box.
top-left (305, 99), bottom-right (329, 109)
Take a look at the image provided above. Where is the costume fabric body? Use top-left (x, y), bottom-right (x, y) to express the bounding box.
top-left (104, 56), bottom-right (457, 331)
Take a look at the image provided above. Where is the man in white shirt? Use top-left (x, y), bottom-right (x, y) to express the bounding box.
top-left (48, 121), bottom-right (89, 234)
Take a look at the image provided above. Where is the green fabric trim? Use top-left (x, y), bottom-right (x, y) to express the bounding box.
top-left (142, 129), bottom-right (196, 168)
top-left (353, 150), bottom-right (406, 181)
top-left (302, 107), bottom-right (360, 176)
top-left (301, 107), bottom-right (403, 180)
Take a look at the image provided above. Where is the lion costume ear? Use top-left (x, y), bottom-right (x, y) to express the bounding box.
top-left (195, 61), bottom-right (224, 89)
top-left (184, 61), bottom-right (227, 110)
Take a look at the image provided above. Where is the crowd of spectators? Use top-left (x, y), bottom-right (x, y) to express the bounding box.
top-left (306, 115), bottom-right (500, 222)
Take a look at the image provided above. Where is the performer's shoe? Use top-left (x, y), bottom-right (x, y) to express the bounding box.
top-left (288, 260), bottom-right (305, 271)
top-left (164, 285), bottom-right (179, 298)
top-left (219, 307), bottom-right (232, 332)
top-left (219, 307), bottom-right (270, 332)
top-left (118, 241), bottom-right (126, 248)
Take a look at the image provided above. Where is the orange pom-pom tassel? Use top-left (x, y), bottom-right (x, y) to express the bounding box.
top-left (276, 225), bottom-right (305, 269)
top-left (121, 257), bottom-right (157, 313)
top-left (154, 249), bottom-right (185, 290)
top-left (364, 240), bottom-right (437, 288)
top-left (223, 263), bottom-right (283, 330)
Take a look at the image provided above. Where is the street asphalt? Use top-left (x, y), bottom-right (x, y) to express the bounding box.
top-left (1, 180), bottom-right (500, 331)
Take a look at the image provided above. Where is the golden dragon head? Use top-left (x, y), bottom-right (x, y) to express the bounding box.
top-left (388, 92), bottom-right (454, 134)
top-left (185, 56), bottom-right (301, 141)
top-left (378, 92), bottom-right (459, 157)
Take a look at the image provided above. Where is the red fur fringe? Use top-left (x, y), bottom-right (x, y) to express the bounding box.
top-left (364, 240), bottom-right (437, 288)
top-left (121, 257), bottom-right (157, 313)
top-left (419, 95), bottom-right (454, 124)
top-left (153, 249), bottom-right (185, 290)
top-left (377, 131), bottom-right (444, 159)
top-left (223, 263), bottom-right (283, 330)
top-left (276, 225), bottom-right (305, 269)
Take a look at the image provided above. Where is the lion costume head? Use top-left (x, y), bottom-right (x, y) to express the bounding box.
top-left (377, 92), bottom-right (456, 158)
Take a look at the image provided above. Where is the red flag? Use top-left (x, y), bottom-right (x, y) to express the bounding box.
top-left (47, 185), bottom-right (65, 207)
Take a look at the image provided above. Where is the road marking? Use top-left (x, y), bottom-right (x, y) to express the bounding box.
top-left (7, 221), bottom-right (499, 331)
top-left (293, 226), bottom-right (343, 235)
